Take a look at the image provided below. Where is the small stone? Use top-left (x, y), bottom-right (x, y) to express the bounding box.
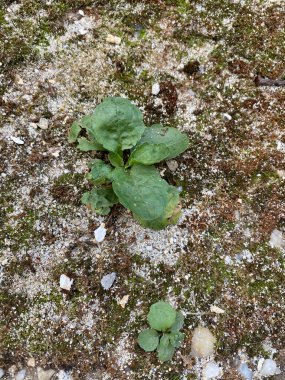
top-left (101, 272), bottom-right (116, 290)
top-left (57, 370), bottom-right (73, 380)
top-left (166, 160), bottom-right (178, 172)
top-left (15, 369), bottom-right (26, 380)
top-left (60, 274), bottom-right (73, 291)
top-left (78, 10), bottom-right (84, 16)
top-left (0, 369), bottom-right (5, 379)
top-left (27, 357), bottom-right (36, 367)
top-left (210, 305), bottom-right (225, 314)
top-left (191, 326), bottom-right (216, 358)
top-left (94, 224), bottom-right (107, 243)
top-left (277, 169), bottom-right (285, 179)
top-left (37, 367), bottom-right (55, 380)
top-left (269, 229), bottom-right (285, 249)
top-left (151, 83), bottom-right (160, 95)
top-left (10, 136), bottom-right (24, 144)
top-left (238, 363), bottom-right (253, 380)
top-left (260, 359), bottom-right (278, 376)
top-left (202, 361), bottom-right (221, 379)
top-left (117, 294), bottom-right (129, 308)
top-left (38, 118), bottom-right (49, 130)
top-left (106, 34), bottom-right (121, 45)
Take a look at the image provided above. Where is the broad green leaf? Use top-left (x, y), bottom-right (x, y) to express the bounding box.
top-left (87, 159), bottom-right (113, 185)
top-left (127, 142), bottom-right (170, 167)
top-left (87, 97), bottom-right (145, 152)
top-left (157, 334), bottom-right (175, 362)
top-left (136, 185), bottom-right (180, 229)
top-left (109, 152), bottom-right (124, 167)
top-left (147, 301), bottom-right (176, 332)
top-left (171, 311), bottom-right (184, 333)
top-left (137, 124), bottom-right (189, 160)
top-left (169, 331), bottom-right (184, 348)
top-left (68, 121), bottom-right (81, 143)
top-left (81, 188), bottom-right (118, 215)
top-left (77, 137), bottom-right (103, 152)
top-left (138, 329), bottom-right (159, 352)
top-left (111, 165), bottom-right (179, 226)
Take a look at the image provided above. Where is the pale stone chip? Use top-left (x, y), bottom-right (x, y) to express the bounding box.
top-left (210, 305), bottom-right (225, 314)
top-left (106, 34), bottom-right (121, 44)
top-left (60, 274), bottom-right (74, 291)
top-left (117, 295), bottom-right (129, 308)
top-left (191, 326), bottom-right (216, 358)
top-left (94, 224), bottom-right (107, 243)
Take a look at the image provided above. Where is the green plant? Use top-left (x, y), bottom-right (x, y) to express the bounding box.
top-left (138, 301), bottom-right (184, 362)
top-left (68, 97), bottom-right (189, 229)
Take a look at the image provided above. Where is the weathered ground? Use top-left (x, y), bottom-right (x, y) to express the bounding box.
top-left (1, 0), bottom-right (285, 379)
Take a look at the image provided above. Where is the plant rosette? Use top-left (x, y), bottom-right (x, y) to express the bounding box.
top-left (137, 301), bottom-right (185, 362)
top-left (68, 97), bottom-right (189, 229)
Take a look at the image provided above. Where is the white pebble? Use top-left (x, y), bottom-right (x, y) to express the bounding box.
top-left (101, 272), bottom-right (116, 290)
top-left (260, 359), bottom-right (279, 376)
top-left (60, 274), bottom-right (73, 291)
top-left (27, 357), bottom-right (36, 367)
top-left (38, 118), bottom-right (49, 130)
top-left (37, 367), bottom-right (55, 380)
top-left (152, 83), bottom-right (160, 95)
top-left (0, 369), bottom-right (4, 379)
top-left (10, 136), bottom-right (24, 145)
top-left (106, 34), bottom-right (121, 45)
top-left (57, 370), bottom-right (73, 380)
top-left (166, 160), bottom-right (178, 172)
top-left (210, 305), bottom-right (225, 314)
top-left (238, 363), bottom-right (253, 380)
top-left (94, 224), bottom-right (107, 243)
top-left (191, 326), bottom-right (216, 358)
top-left (15, 369), bottom-right (26, 380)
top-left (202, 361), bottom-right (221, 379)
top-left (78, 10), bottom-right (84, 16)
top-left (269, 229), bottom-right (285, 249)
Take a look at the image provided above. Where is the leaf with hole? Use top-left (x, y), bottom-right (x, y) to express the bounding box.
top-left (81, 188), bottom-right (118, 215)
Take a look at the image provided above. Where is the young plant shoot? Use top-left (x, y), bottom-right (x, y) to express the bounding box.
top-left (138, 301), bottom-right (184, 362)
top-left (68, 97), bottom-right (189, 229)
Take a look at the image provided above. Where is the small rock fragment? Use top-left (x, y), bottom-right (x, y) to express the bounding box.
top-left (277, 169), bottom-right (285, 179)
top-left (57, 370), bottom-right (73, 380)
top-left (238, 363), bottom-right (253, 380)
top-left (202, 361), bottom-right (221, 379)
top-left (191, 326), bottom-right (216, 358)
top-left (37, 367), bottom-right (55, 380)
top-left (27, 357), bottom-right (36, 367)
top-left (210, 305), bottom-right (225, 314)
top-left (10, 136), bottom-right (24, 144)
top-left (0, 369), bottom-right (4, 379)
top-left (15, 369), bottom-right (26, 380)
top-left (152, 83), bottom-right (160, 95)
top-left (166, 160), bottom-right (178, 172)
top-left (60, 274), bottom-right (73, 291)
top-left (260, 359), bottom-right (279, 376)
top-left (38, 118), bottom-right (49, 130)
top-left (106, 34), bottom-right (121, 45)
top-left (117, 294), bottom-right (129, 308)
top-left (94, 224), bottom-right (107, 243)
top-left (78, 10), bottom-right (84, 16)
top-left (269, 229), bottom-right (285, 249)
top-left (101, 272), bottom-right (116, 290)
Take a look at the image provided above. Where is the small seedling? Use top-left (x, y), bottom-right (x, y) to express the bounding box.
top-left (68, 97), bottom-right (189, 229)
top-left (138, 301), bottom-right (184, 362)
